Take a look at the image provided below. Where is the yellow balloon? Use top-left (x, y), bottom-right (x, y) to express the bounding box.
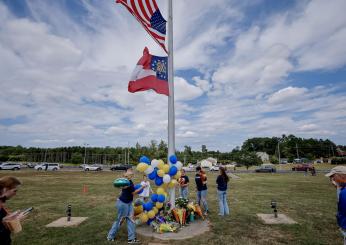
top-left (162, 183), bottom-right (169, 189)
top-left (163, 192), bottom-right (168, 199)
top-left (153, 207), bottom-right (159, 214)
top-left (134, 205), bottom-right (143, 215)
top-left (147, 210), bottom-right (155, 219)
top-left (163, 164), bottom-right (170, 173)
top-left (174, 171), bottom-right (182, 179)
top-left (157, 160), bottom-right (165, 169)
top-left (156, 202), bottom-right (163, 209)
top-left (157, 169), bottom-right (165, 177)
top-left (157, 187), bottom-right (165, 195)
top-left (136, 162), bottom-right (149, 172)
top-left (140, 213), bottom-right (148, 223)
top-left (169, 179), bottom-right (177, 188)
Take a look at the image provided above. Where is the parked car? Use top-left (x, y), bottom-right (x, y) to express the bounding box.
top-left (210, 165), bottom-right (220, 171)
top-left (34, 163), bottom-right (60, 171)
top-left (110, 164), bottom-right (132, 171)
top-left (291, 164), bottom-right (314, 171)
top-left (25, 163), bottom-right (36, 168)
top-left (83, 164), bottom-right (102, 171)
top-left (0, 162), bottom-right (21, 171)
top-left (255, 164), bottom-right (276, 173)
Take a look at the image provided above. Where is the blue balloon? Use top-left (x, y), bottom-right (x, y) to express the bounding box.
top-left (157, 194), bottom-right (165, 203)
top-left (169, 155), bottom-right (177, 164)
top-left (139, 156), bottom-right (150, 164)
top-left (144, 202), bottom-right (153, 211)
top-left (168, 166), bottom-right (178, 176)
top-left (134, 184), bottom-right (143, 194)
top-left (148, 170), bottom-right (157, 180)
top-left (151, 193), bottom-right (158, 202)
top-left (155, 176), bottom-right (163, 186)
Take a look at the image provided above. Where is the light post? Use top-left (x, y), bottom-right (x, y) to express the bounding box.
top-left (278, 141), bottom-right (281, 164)
top-left (83, 143), bottom-right (89, 165)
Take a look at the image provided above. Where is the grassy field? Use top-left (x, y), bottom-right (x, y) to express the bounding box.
top-left (0, 170), bottom-right (343, 245)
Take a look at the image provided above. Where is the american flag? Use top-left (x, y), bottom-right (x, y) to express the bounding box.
top-left (116, 0), bottom-right (167, 53)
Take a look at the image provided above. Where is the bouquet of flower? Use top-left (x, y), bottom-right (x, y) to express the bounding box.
top-left (175, 197), bottom-right (188, 209)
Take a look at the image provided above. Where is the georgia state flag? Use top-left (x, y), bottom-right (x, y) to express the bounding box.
top-left (128, 47), bottom-right (169, 96)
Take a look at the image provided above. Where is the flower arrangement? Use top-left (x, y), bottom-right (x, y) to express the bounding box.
top-left (175, 197), bottom-right (188, 208)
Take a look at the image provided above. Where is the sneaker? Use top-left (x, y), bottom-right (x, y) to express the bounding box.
top-left (128, 238), bottom-right (140, 244)
top-left (107, 237), bottom-right (114, 242)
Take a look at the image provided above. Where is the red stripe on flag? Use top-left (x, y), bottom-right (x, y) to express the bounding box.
top-left (128, 76), bottom-right (169, 96)
top-left (130, 0), bottom-right (149, 26)
top-left (138, 0), bottom-right (150, 21)
top-left (152, 0), bottom-right (159, 11)
top-left (145, 0), bottom-right (154, 15)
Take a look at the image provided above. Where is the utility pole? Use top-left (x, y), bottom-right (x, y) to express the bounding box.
top-left (331, 145), bottom-right (335, 157)
top-left (44, 149), bottom-right (47, 162)
top-left (295, 143), bottom-right (299, 159)
top-left (124, 148), bottom-right (126, 164)
top-left (278, 141), bottom-right (281, 164)
top-left (127, 142), bottom-right (130, 165)
top-left (83, 143), bottom-right (89, 165)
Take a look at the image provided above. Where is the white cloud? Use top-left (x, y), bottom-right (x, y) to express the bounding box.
top-left (174, 77), bottom-right (204, 101)
top-left (0, 0), bottom-right (345, 151)
top-left (268, 86), bottom-right (308, 104)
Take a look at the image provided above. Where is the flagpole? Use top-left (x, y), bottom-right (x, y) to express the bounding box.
top-left (167, 0), bottom-right (176, 208)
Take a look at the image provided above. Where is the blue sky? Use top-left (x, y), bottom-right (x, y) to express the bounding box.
top-left (0, 0), bottom-right (345, 151)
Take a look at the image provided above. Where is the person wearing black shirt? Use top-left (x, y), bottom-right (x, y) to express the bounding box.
top-left (107, 170), bottom-right (144, 244)
top-left (0, 176), bottom-right (22, 245)
top-left (179, 169), bottom-right (189, 199)
top-left (195, 166), bottom-right (209, 215)
top-left (216, 167), bottom-right (230, 216)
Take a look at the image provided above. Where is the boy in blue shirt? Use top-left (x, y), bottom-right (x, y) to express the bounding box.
top-left (107, 170), bottom-right (144, 243)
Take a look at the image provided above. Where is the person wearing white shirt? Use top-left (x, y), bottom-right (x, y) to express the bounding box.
top-left (139, 175), bottom-right (152, 202)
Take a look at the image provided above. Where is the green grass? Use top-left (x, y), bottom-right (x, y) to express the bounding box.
top-left (0, 171), bottom-right (342, 245)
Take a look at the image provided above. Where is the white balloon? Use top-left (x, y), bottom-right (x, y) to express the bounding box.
top-left (151, 159), bottom-right (159, 168)
top-left (144, 166), bottom-right (154, 175)
top-left (163, 174), bottom-right (171, 183)
top-left (176, 161), bottom-right (183, 170)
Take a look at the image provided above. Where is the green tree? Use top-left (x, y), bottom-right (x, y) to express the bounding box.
top-left (233, 151), bottom-right (262, 169)
top-left (71, 153), bottom-right (83, 165)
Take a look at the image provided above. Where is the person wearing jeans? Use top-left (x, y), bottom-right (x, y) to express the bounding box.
top-left (179, 169), bottom-right (189, 199)
top-left (107, 170), bottom-right (143, 244)
top-left (195, 166), bottom-right (208, 215)
top-left (216, 167), bottom-right (230, 216)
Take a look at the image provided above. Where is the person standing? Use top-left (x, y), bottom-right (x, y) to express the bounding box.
top-left (326, 166), bottom-right (346, 201)
top-left (195, 166), bottom-right (208, 215)
top-left (216, 167), bottom-right (230, 216)
top-left (179, 169), bottom-right (189, 199)
top-left (0, 176), bottom-right (22, 245)
top-left (139, 175), bottom-right (152, 202)
top-left (107, 170), bottom-right (143, 243)
top-left (325, 166), bottom-right (346, 231)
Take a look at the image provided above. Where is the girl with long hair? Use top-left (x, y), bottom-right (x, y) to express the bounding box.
top-left (216, 166), bottom-right (230, 216)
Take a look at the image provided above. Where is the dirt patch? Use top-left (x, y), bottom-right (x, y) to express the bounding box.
top-left (46, 217), bottom-right (88, 227)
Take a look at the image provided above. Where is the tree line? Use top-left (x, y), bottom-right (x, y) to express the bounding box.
top-left (0, 135), bottom-right (344, 166)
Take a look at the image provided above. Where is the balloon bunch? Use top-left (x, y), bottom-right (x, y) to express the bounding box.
top-left (134, 155), bottom-right (183, 224)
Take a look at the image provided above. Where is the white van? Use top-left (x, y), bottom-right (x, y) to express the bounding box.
top-left (34, 163), bottom-right (60, 171)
